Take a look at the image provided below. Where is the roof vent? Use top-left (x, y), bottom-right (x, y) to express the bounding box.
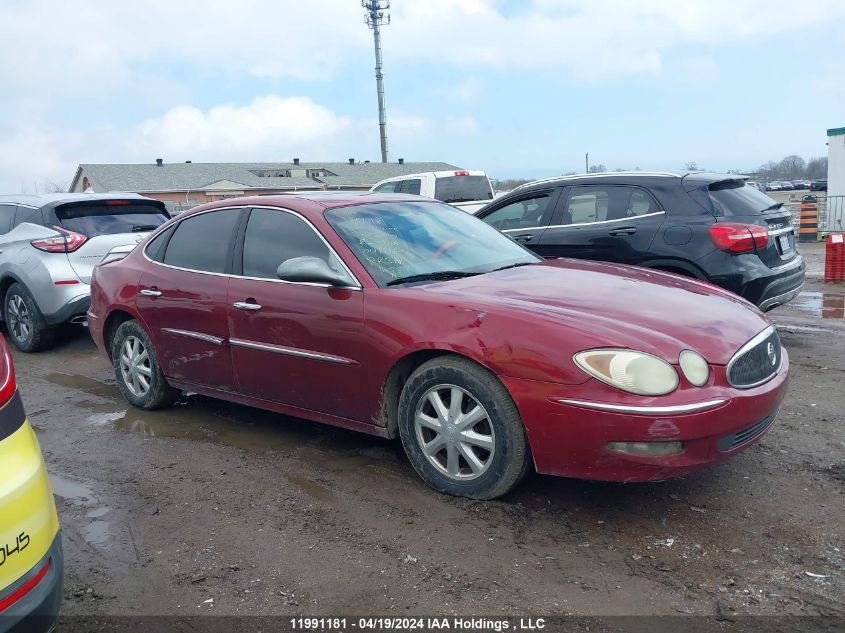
top-left (398, 158), bottom-right (404, 165)
top-left (364, 160), bottom-right (370, 164)
top-left (156, 158), bottom-right (163, 166)
top-left (348, 158), bottom-right (355, 165)
top-left (293, 158), bottom-right (300, 165)
top-left (185, 160), bottom-right (192, 164)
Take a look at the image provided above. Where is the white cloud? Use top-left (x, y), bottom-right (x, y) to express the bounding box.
top-left (132, 96), bottom-right (351, 158)
top-left (446, 117), bottom-right (481, 134)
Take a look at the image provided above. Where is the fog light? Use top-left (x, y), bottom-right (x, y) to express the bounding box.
top-left (606, 441), bottom-right (683, 457)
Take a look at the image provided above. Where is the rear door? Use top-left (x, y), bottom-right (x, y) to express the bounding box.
top-left (50, 200), bottom-right (169, 283)
top-left (476, 189), bottom-right (560, 253)
top-left (705, 179), bottom-right (798, 268)
top-left (536, 185), bottom-right (665, 264)
top-left (136, 207), bottom-right (244, 390)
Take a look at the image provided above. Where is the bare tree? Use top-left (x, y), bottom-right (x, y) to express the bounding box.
top-left (778, 155), bottom-right (806, 179)
top-left (684, 161), bottom-right (699, 171)
top-left (42, 180), bottom-right (69, 193)
top-left (806, 156), bottom-right (828, 180)
top-left (587, 164), bottom-right (607, 173)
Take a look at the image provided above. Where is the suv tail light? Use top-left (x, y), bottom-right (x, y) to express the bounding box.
top-left (709, 223), bottom-right (768, 253)
top-left (0, 336), bottom-right (16, 407)
top-left (31, 227), bottom-right (87, 253)
top-left (454, 170), bottom-right (470, 176)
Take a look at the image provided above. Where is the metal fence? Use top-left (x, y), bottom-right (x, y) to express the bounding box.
top-left (787, 195), bottom-right (845, 235)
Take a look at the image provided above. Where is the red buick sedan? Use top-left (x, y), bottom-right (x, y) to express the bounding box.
top-left (88, 193), bottom-right (788, 499)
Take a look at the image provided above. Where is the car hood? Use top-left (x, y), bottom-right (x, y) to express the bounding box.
top-left (413, 259), bottom-right (772, 365)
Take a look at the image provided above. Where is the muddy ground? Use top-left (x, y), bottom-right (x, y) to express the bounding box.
top-left (10, 278), bottom-right (844, 621)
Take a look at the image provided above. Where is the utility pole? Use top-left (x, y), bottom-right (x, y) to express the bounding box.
top-left (362, 0), bottom-right (390, 163)
top-left (585, 153), bottom-right (589, 173)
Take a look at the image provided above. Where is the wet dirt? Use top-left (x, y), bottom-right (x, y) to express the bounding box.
top-left (8, 290), bottom-right (845, 618)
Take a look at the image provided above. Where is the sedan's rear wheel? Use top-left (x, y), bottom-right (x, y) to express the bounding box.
top-left (111, 320), bottom-right (179, 410)
top-left (399, 356), bottom-right (531, 499)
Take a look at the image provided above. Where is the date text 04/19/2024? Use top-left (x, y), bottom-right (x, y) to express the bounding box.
top-left (289, 618), bottom-right (547, 631)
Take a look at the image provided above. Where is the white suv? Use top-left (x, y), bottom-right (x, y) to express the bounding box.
top-left (0, 193), bottom-right (168, 351)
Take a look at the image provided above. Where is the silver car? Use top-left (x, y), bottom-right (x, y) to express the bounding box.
top-left (0, 193), bottom-right (168, 351)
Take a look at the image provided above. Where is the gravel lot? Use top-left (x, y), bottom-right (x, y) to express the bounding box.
top-left (9, 250), bottom-right (844, 623)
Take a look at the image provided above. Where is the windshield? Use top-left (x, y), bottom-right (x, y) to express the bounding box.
top-left (434, 176), bottom-right (493, 203)
top-left (708, 181), bottom-right (781, 216)
top-left (55, 202), bottom-right (168, 237)
top-left (325, 201), bottom-right (540, 286)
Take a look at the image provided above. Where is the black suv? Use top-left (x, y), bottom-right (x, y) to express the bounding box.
top-left (476, 172), bottom-right (805, 311)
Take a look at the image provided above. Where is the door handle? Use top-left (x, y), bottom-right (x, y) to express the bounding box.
top-left (513, 233), bottom-right (535, 243)
top-left (139, 288), bottom-right (161, 297)
top-left (608, 227), bottom-right (637, 236)
top-left (233, 301), bottom-right (262, 311)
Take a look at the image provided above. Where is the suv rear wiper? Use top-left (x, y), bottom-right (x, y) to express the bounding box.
top-left (761, 202), bottom-right (783, 212)
top-left (386, 271), bottom-right (479, 286)
top-left (131, 224), bottom-right (160, 232)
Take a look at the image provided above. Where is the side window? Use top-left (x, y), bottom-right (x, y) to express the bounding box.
top-left (373, 181), bottom-right (398, 193)
top-left (482, 193), bottom-right (554, 231)
top-left (0, 204), bottom-right (17, 234)
top-left (625, 189), bottom-right (660, 217)
top-left (241, 208), bottom-right (351, 282)
top-left (562, 186), bottom-right (635, 225)
top-left (13, 206), bottom-right (42, 228)
top-left (145, 225), bottom-right (176, 263)
top-left (398, 179), bottom-right (421, 195)
top-left (162, 209), bottom-right (241, 273)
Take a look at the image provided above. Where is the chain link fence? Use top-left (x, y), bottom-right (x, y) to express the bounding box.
top-left (786, 194), bottom-right (845, 236)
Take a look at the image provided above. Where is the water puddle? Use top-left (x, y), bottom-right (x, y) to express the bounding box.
top-left (49, 474), bottom-right (113, 550)
top-left (43, 373), bottom-right (120, 400)
top-left (790, 291), bottom-right (845, 319)
top-left (286, 475), bottom-right (337, 503)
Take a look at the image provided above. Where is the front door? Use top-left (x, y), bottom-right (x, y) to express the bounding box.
top-left (475, 189), bottom-right (560, 256)
top-left (227, 207), bottom-right (369, 421)
top-left (136, 207), bottom-right (244, 390)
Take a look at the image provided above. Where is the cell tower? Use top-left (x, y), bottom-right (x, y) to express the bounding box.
top-left (362, 0), bottom-right (390, 163)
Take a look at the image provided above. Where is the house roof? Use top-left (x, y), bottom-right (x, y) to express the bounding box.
top-left (72, 161), bottom-right (462, 193)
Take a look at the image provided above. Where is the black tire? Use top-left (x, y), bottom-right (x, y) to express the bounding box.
top-left (111, 320), bottom-right (179, 410)
top-left (398, 356), bottom-right (531, 500)
top-left (4, 282), bottom-right (55, 352)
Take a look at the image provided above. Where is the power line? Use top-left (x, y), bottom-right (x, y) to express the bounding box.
top-left (362, 0), bottom-right (390, 163)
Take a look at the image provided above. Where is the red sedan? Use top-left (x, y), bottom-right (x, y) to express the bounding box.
top-left (88, 193), bottom-right (788, 499)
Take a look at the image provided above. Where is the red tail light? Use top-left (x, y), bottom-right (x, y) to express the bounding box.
top-left (105, 200), bottom-right (131, 206)
top-left (454, 170), bottom-right (470, 176)
top-left (709, 223), bottom-right (768, 253)
top-left (0, 558), bottom-right (50, 613)
top-left (31, 227), bottom-right (87, 253)
top-left (0, 336), bottom-right (16, 407)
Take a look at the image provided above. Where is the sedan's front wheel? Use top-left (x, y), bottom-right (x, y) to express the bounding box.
top-left (111, 320), bottom-right (179, 410)
top-left (399, 356), bottom-right (531, 499)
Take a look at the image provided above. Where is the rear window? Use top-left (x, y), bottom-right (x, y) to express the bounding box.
top-left (707, 181), bottom-right (779, 216)
top-left (433, 176), bottom-right (493, 203)
top-left (55, 202), bottom-right (168, 237)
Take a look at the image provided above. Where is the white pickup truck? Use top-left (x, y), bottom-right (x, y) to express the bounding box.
top-left (369, 169), bottom-right (494, 214)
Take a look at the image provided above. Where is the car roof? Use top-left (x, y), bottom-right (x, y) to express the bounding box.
top-left (188, 191), bottom-right (438, 218)
top-left (0, 192), bottom-right (153, 207)
top-left (510, 170), bottom-right (748, 194)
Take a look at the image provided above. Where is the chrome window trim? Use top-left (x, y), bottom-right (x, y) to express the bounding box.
top-left (511, 172), bottom-right (681, 193)
top-left (501, 211), bottom-right (665, 234)
top-left (554, 398), bottom-right (727, 415)
top-left (725, 325), bottom-right (782, 389)
top-left (229, 338), bottom-right (356, 365)
top-left (142, 205), bottom-right (363, 290)
top-left (161, 328), bottom-right (225, 346)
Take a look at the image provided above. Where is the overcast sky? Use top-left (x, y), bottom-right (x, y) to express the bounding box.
top-left (1, 0), bottom-right (844, 191)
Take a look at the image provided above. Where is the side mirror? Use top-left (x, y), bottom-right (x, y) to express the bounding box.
top-left (276, 256), bottom-right (352, 287)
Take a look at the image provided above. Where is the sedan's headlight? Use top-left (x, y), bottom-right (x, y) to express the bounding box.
top-left (679, 350), bottom-right (710, 387)
top-left (574, 349), bottom-right (679, 396)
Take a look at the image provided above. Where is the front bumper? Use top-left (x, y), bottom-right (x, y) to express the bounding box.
top-left (0, 534), bottom-right (63, 633)
top-left (503, 348), bottom-right (789, 482)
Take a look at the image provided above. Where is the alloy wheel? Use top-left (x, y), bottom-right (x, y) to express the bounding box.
top-left (7, 294), bottom-right (32, 344)
top-left (119, 336), bottom-right (152, 397)
top-left (414, 384), bottom-right (496, 481)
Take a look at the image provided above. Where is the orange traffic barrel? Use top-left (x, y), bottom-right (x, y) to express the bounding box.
top-left (799, 199), bottom-right (819, 243)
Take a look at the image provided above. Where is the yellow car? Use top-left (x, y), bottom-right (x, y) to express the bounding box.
top-left (0, 335), bottom-right (62, 633)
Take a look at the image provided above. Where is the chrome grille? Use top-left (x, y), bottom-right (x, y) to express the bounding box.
top-left (718, 409), bottom-right (778, 452)
top-left (727, 326), bottom-right (782, 388)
